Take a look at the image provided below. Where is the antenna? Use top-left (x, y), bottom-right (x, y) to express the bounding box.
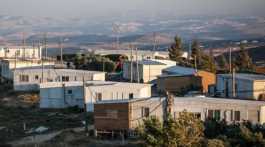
top-left (43, 33), bottom-right (47, 60)
top-left (59, 37), bottom-right (63, 64)
top-left (112, 23), bottom-right (121, 50)
top-left (32, 40), bottom-right (35, 59)
top-left (22, 32), bottom-right (26, 60)
top-left (152, 32), bottom-right (157, 51)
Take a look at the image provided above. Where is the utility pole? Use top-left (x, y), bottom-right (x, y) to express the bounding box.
top-left (194, 55), bottom-right (198, 73)
top-left (113, 23), bottom-right (120, 50)
top-left (130, 44), bottom-right (133, 82)
top-left (43, 33), bottom-right (47, 60)
top-left (59, 38), bottom-right (63, 64)
top-left (38, 40), bottom-right (41, 60)
top-left (22, 32), bottom-right (26, 60)
top-left (164, 91), bottom-right (174, 125)
top-left (32, 41), bottom-right (35, 59)
top-left (15, 51), bottom-right (17, 70)
top-left (40, 40), bottom-right (44, 83)
top-left (229, 48), bottom-right (232, 74)
top-left (83, 76), bottom-right (88, 134)
top-left (152, 32), bottom-right (157, 51)
top-left (102, 58), bottom-right (105, 72)
top-left (232, 68), bottom-right (236, 98)
top-left (188, 41), bottom-right (192, 61)
top-left (136, 47), bottom-right (140, 83)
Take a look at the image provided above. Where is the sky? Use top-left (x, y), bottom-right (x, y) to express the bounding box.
top-left (0, 0), bottom-right (265, 19)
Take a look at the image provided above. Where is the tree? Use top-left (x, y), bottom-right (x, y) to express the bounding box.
top-left (190, 40), bottom-right (216, 73)
top-left (138, 116), bottom-right (164, 147)
top-left (191, 40), bottom-right (202, 65)
top-left (74, 52), bottom-right (116, 72)
top-left (235, 43), bottom-right (253, 71)
top-left (168, 36), bottom-right (183, 62)
top-left (138, 111), bottom-right (204, 147)
top-left (200, 54), bottom-right (216, 73)
top-left (172, 111), bottom-right (204, 147)
top-left (219, 55), bottom-right (229, 72)
top-left (74, 52), bottom-right (83, 68)
top-left (205, 139), bottom-right (226, 147)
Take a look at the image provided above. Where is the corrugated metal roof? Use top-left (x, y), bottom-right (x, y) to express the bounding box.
top-left (218, 73), bottom-right (265, 81)
top-left (95, 96), bottom-right (265, 106)
top-left (39, 81), bottom-right (151, 89)
top-left (14, 68), bottom-right (105, 74)
top-left (163, 65), bottom-right (197, 75)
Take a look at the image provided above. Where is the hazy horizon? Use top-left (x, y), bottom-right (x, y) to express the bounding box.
top-left (1, 0), bottom-right (265, 20)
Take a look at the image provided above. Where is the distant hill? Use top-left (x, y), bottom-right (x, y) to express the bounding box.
top-left (135, 33), bottom-right (173, 44)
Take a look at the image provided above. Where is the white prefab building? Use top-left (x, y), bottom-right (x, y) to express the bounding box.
top-left (123, 59), bottom-right (176, 83)
top-left (172, 97), bottom-right (265, 124)
top-left (0, 59), bottom-right (55, 80)
top-left (94, 96), bottom-right (265, 134)
top-left (40, 82), bottom-right (84, 108)
top-left (39, 81), bottom-right (151, 112)
top-left (216, 74), bottom-right (265, 100)
top-left (13, 68), bottom-right (106, 91)
top-left (0, 46), bottom-right (42, 59)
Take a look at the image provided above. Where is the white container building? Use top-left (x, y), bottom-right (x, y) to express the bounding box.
top-left (123, 59), bottom-right (176, 83)
top-left (13, 68), bottom-right (105, 91)
top-left (0, 46), bottom-right (42, 60)
top-left (39, 81), bottom-right (151, 112)
top-left (216, 73), bottom-right (265, 100)
top-left (0, 59), bottom-right (55, 80)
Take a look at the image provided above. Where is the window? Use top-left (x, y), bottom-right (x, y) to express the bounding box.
top-left (129, 93), bottom-right (134, 99)
top-left (96, 93), bottom-right (102, 101)
top-left (74, 76), bottom-right (77, 81)
top-left (194, 113), bottom-right (201, 119)
top-left (208, 110), bottom-right (220, 120)
top-left (208, 110), bottom-right (214, 119)
top-left (141, 107), bottom-right (150, 117)
top-left (35, 75), bottom-right (39, 80)
top-left (234, 111), bottom-right (240, 121)
top-left (67, 90), bottom-right (72, 94)
top-left (19, 75), bottom-right (29, 82)
top-left (62, 76), bottom-right (69, 82)
top-left (214, 110), bottom-right (221, 121)
top-left (47, 79), bottom-right (53, 82)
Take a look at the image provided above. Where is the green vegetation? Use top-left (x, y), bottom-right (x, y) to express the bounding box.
top-left (74, 52), bottom-right (115, 72)
top-left (191, 40), bottom-right (216, 73)
top-left (0, 105), bottom-right (87, 143)
top-left (218, 55), bottom-right (229, 72)
top-left (138, 111), bottom-right (204, 147)
top-left (63, 52), bottom-right (127, 73)
top-left (168, 36), bottom-right (216, 73)
top-left (168, 36), bottom-right (184, 63)
top-left (138, 111), bottom-right (265, 147)
top-left (234, 43), bottom-right (254, 72)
